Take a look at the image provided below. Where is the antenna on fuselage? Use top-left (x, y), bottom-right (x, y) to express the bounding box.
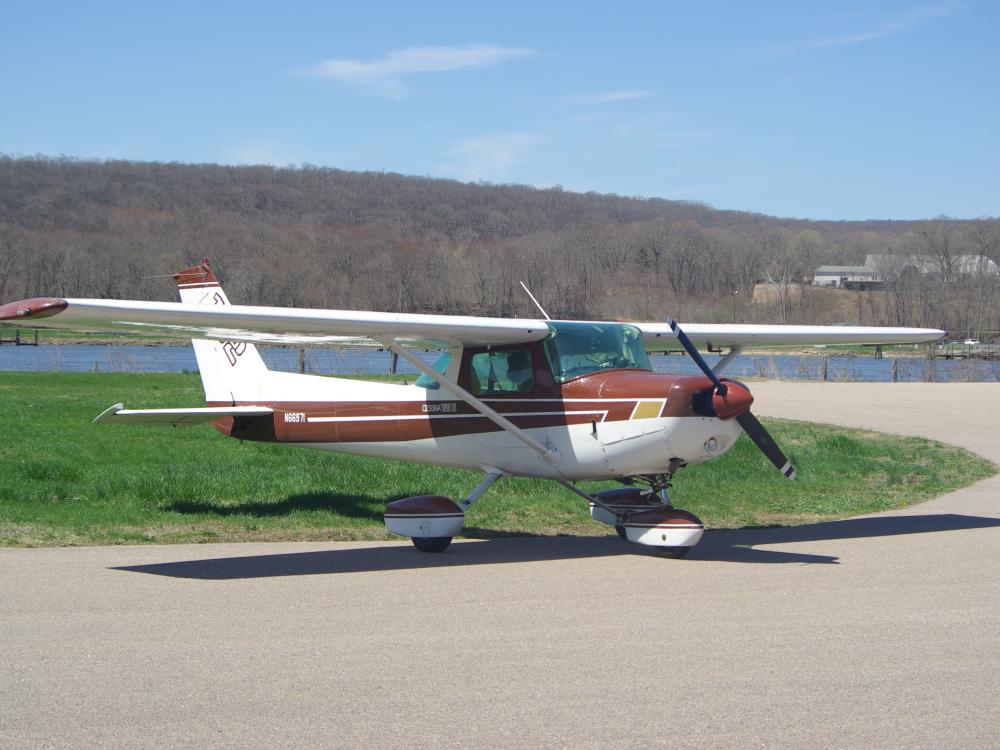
top-left (519, 281), bottom-right (551, 320)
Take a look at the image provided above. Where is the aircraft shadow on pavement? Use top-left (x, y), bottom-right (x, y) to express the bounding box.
top-left (162, 491), bottom-right (387, 522)
top-left (113, 513), bottom-right (1000, 580)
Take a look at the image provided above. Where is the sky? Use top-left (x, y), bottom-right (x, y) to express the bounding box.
top-left (1, 1), bottom-right (997, 221)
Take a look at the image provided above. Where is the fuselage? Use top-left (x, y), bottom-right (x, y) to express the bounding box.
top-left (210, 366), bottom-right (749, 481)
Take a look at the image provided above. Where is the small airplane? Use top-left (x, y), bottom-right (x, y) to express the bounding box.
top-left (0, 260), bottom-right (943, 556)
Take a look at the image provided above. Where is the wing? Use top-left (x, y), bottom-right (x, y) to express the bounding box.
top-left (0, 297), bottom-right (550, 348)
top-left (94, 403), bottom-right (274, 426)
top-left (637, 322), bottom-right (943, 351)
top-left (1, 297), bottom-right (943, 350)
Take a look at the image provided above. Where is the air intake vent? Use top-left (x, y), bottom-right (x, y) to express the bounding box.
top-left (691, 388), bottom-right (717, 417)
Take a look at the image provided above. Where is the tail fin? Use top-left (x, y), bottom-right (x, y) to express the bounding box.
top-left (174, 260), bottom-right (269, 404)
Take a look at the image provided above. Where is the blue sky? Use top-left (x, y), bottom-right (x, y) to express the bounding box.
top-left (1, 1), bottom-right (997, 220)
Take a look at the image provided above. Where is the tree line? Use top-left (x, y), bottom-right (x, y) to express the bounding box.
top-left (1, 155), bottom-right (998, 336)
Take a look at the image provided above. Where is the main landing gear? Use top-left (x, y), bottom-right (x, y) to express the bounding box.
top-left (383, 469), bottom-right (703, 558)
top-left (384, 495), bottom-right (465, 553)
top-left (383, 471), bottom-right (503, 553)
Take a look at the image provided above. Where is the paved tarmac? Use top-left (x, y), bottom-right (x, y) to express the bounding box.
top-left (2, 383), bottom-right (999, 748)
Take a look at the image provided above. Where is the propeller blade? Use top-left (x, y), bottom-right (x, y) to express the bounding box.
top-left (735, 411), bottom-right (797, 480)
top-left (667, 318), bottom-right (727, 396)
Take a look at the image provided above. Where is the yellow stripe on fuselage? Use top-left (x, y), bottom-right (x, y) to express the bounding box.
top-left (631, 400), bottom-right (665, 420)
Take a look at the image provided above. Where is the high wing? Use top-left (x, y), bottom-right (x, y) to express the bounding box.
top-left (0, 297), bottom-right (943, 349)
top-left (94, 403), bottom-right (274, 426)
top-left (0, 297), bottom-right (550, 348)
top-left (636, 322), bottom-right (944, 351)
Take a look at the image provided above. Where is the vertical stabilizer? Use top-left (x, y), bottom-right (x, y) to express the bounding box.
top-left (174, 260), bottom-right (268, 403)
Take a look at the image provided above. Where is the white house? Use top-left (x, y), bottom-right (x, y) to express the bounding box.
top-left (813, 254), bottom-right (999, 289)
top-left (813, 263), bottom-right (882, 289)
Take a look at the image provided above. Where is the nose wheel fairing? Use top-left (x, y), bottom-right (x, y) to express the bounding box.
top-left (622, 507), bottom-right (704, 550)
top-left (586, 486), bottom-right (705, 555)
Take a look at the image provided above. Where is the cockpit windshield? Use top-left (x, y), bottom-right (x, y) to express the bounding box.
top-left (543, 321), bottom-right (651, 383)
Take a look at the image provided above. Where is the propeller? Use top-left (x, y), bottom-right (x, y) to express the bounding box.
top-left (667, 318), bottom-right (728, 397)
top-left (667, 318), bottom-right (797, 480)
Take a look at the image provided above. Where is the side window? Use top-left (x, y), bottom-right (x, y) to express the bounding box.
top-left (415, 352), bottom-right (452, 389)
top-left (469, 349), bottom-right (535, 395)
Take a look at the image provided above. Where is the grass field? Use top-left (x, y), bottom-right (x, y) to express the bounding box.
top-left (0, 372), bottom-right (994, 546)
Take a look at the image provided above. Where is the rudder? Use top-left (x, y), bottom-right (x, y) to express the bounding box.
top-left (174, 259), bottom-right (269, 404)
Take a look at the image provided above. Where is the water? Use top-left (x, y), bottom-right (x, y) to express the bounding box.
top-left (0, 344), bottom-right (442, 376)
top-left (1, 343), bottom-right (997, 382)
top-left (652, 352), bottom-right (1000, 382)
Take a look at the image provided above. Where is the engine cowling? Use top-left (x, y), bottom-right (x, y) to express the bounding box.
top-left (691, 378), bottom-right (754, 420)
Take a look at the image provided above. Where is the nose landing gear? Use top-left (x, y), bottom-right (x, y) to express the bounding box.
top-left (580, 470), bottom-right (704, 558)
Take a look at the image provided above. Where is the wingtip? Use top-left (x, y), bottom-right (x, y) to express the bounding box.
top-left (0, 297), bottom-right (68, 322)
top-left (93, 403), bottom-right (125, 424)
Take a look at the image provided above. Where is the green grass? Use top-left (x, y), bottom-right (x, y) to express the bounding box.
top-left (0, 372), bottom-right (993, 546)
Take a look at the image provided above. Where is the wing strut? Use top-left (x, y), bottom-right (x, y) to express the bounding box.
top-left (378, 339), bottom-right (560, 466)
top-left (712, 346), bottom-right (743, 375)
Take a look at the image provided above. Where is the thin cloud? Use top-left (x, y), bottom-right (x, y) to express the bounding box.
top-left (439, 133), bottom-right (541, 182)
top-left (305, 44), bottom-right (536, 98)
top-left (569, 90), bottom-right (654, 105)
top-left (805, 4), bottom-right (959, 49)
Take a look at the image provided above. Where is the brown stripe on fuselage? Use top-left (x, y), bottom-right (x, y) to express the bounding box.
top-left (208, 371), bottom-right (726, 444)
top-left (213, 404), bottom-right (604, 443)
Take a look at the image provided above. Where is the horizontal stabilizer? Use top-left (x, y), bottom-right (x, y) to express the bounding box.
top-left (94, 403), bottom-right (273, 427)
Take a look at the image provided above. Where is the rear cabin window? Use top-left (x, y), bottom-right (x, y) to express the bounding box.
top-left (543, 322), bottom-right (651, 383)
top-left (415, 352), bottom-right (452, 389)
top-left (469, 349), bottom-right (535, 395)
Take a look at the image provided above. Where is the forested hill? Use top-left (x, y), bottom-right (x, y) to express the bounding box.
top-left (1, 155), bottom-right (997, 331)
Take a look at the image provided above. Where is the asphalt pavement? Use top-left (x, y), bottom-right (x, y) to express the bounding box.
top-left (2, 382), bottom-right (998, 748)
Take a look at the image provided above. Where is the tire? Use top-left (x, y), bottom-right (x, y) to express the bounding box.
top-left (615, 525), bottom-right (628, 540)
top-left (412, 536), bottom-right (452, 553)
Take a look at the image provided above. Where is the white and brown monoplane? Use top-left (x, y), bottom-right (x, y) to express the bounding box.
top-left (0, 261), bottom-right (942, 556)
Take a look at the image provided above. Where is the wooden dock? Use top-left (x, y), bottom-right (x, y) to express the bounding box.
top-left (0, 327), bottom-right (40, 346)
top-left (934, 341), bottom-right (998, 360)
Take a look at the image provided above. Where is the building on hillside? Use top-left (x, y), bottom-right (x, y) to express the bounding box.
top-left (812, 263), bottom-right (882, 290)
top-left (812, 254), bottom-right (999, 289)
